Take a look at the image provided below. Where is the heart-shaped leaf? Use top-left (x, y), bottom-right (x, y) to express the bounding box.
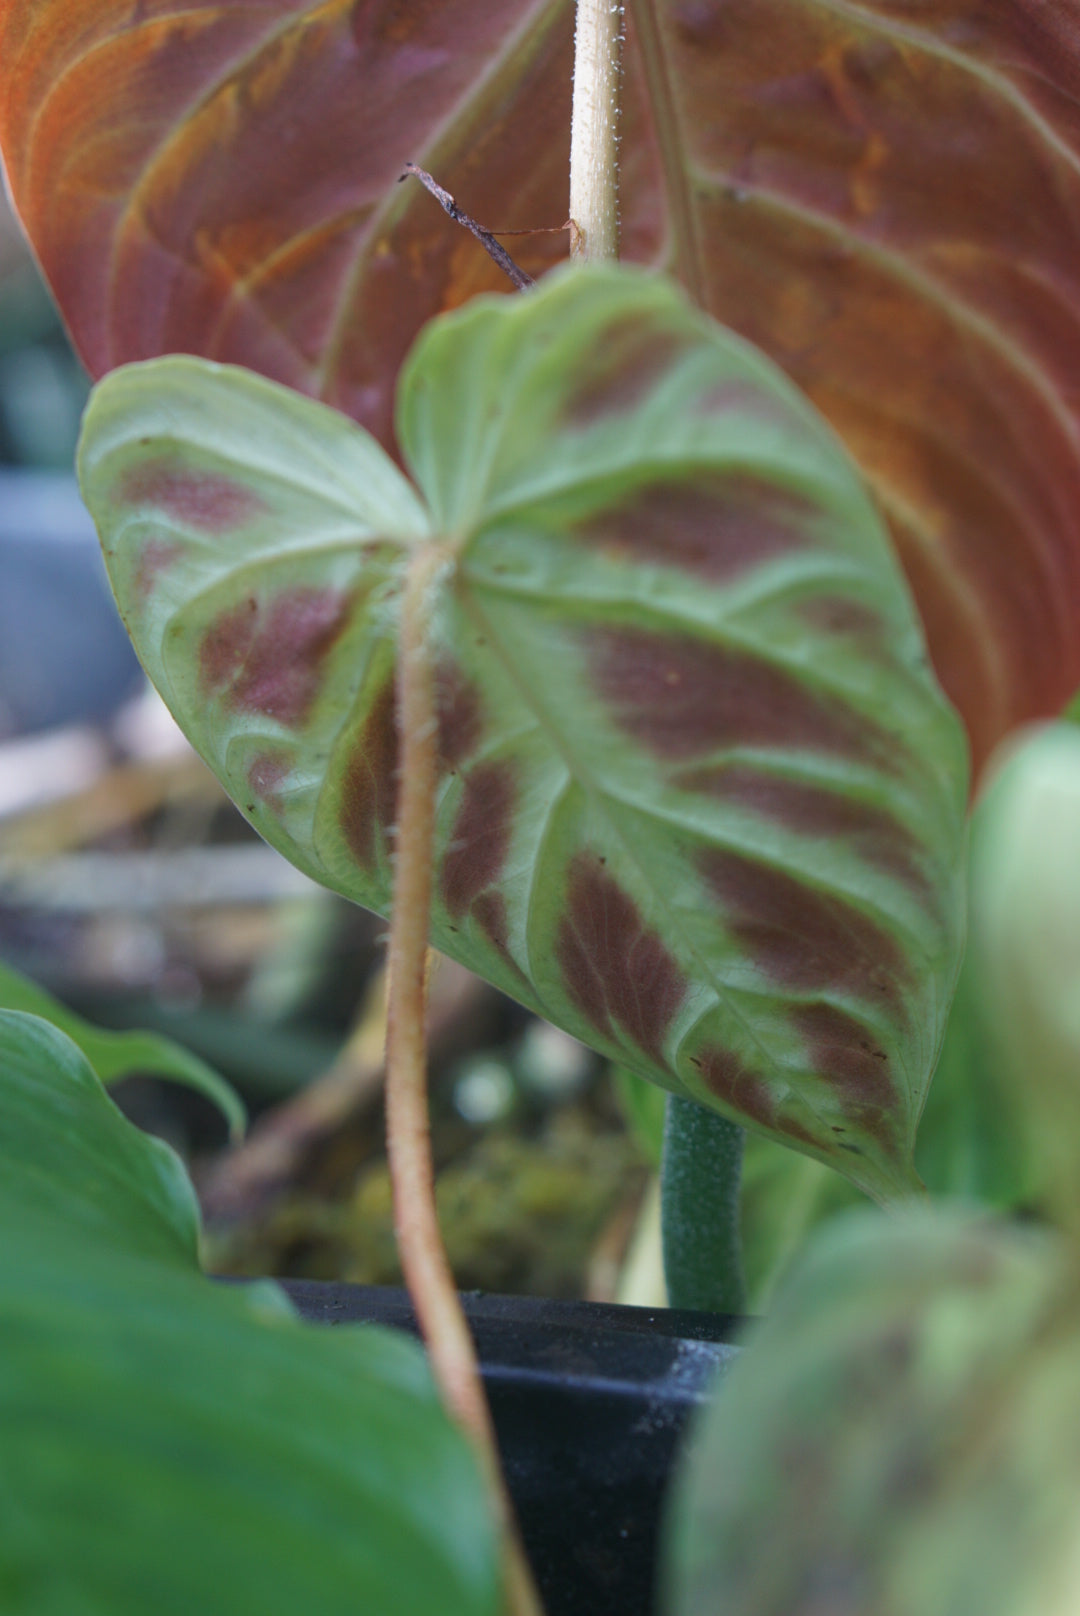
top-left (78, 265), bottom-right (967, 1201)
top-left (0, 1008), bottom-right (498, 1615)
top-left (3, 2), bottom-right (1079, 769)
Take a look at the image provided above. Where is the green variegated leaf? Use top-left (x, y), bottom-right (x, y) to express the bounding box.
top-left (79, 264), bottom-right (968, 1202)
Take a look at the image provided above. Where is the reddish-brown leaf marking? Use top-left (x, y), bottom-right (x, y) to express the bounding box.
top-left (472, 890), bottom-right (529, 986)
top-left (246, 750), bottom-right (290, 816)
top-left (557, 853), bottom-right (687, 1064)
top-left (434, 658), bottom-right (482, 771)
top-left (699, 847), bottom-right (911, 1019)
top-left (441, 761), bottom-right (516, 920)
top-left (692, 1045), bottom-right (776, 1131)
top-left (132, 538), bottom-right (184, 604)
top-left (561, 319), bottom-right (697, 427)
top-left (578, 473), bottom-right (811, 582)
top-left (798, 595), bottom-right (890, 649)
top-left (339, 673), bottom-right (398, 873)
top-left (589, 627), bottom-right (896, 767)
top-left (200, 597), bottom-right (256, 695)
top-left (679, 762), bottom-right (937, 911)
top-left (120, 460), bottom-right (266, 533)
top-left (199, 587), bottom-right (351, 725)
top-left (791, 1001), bottom-right (902, 1153)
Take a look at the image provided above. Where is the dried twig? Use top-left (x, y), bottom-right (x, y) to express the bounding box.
top-left (400, 162), bottom-right (536, 291)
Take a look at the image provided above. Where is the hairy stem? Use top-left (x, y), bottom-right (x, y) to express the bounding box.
top-left (661, 1095), bottom-right (746, 1315)
top-left (385, 545), bottom-right (544, 1616)
top-left (569, 0), bottom-right (624, 261)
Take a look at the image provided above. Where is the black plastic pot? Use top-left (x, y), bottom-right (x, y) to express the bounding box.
top-left (283, 1282), bottom-right (740, 1616)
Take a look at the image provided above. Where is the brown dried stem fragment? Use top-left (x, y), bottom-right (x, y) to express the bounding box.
top-left (401, 163), bottom-right (535, 291)
top-left (384, 543), bottom-right (545, 1616)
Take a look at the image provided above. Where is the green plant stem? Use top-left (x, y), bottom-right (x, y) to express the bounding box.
top-left (661, 1094), bottom-right (747, 1314)
top-left (569, 0), bottom-right (624, 261)
top-left (384, 544), bottom-right (545, 1616)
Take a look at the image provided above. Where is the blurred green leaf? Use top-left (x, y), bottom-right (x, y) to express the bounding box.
top-left (611, 1064), bottom-right (666, 1169)
top-left (0, 1009), bottom-right (498, 1616)
top-left (0, 958), bottom-right (245, 1139)
top-left (666, 1205), bottom-right (1079, 1616)
top-left (739, 1134), bottom-right (863, 1312)
top-left (915, 943), bottom-right (1033, 1207)
top-left (974, 723), bottom-right (1080, 1234)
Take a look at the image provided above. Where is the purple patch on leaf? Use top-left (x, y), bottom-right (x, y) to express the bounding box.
top-left (579, 473), bottom-right (810, 583)
top-left (561, 318), bottom-right (696, 427)
top-left (121, 459), bottom-right (266, 533)
top-left (339, 674), bottom-right (398, 872)
top-left (699, 848), bottom-right (911, 1020)
top-left (133, 538), bottom-right (184, 603)
top-left (441, 761), bottom-right (516, 919)
top-left (200, 597), bottom-right (257, 693)
top-left (588, 627), bottom-right (898, 768)
top-left (472, 891), bottom-right (528, 985)
top-left (792, 1001), bottom-right (902, 1152)
top-left (678, 762), bottom-right (937, 911)
top-left (799, 595), bottom-right (890, 650)
top-left (246, 750), bottom-right (290, 816)
top-left (556, 854), bottom-right (686, 1064)
top-left (199, 587), bottom-right (352, 725)
top-left (692, 1045), bottom-right (775, 1131)
top-left (434, 659), bottom-right (483, 771)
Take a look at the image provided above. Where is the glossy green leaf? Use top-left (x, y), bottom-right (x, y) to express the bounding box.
top-left (4, 3), bottom-right (1080, 775)
top-left (78, 264), bottom-right (968, 1202)
top-left (0, 957), bottom-right (245, 1139)
top-left (666, 1206), bottom-right (1080, 1616)
top-left (0, 1008), bottom-right (498, 1616)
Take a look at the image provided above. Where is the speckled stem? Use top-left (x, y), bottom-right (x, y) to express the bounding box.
top-left (661, 1094), bottom-right (747, 1315)
top-left (569, 0), bottom-right (624, 261)
top-left (385, 544), bottom-right (545, 1616)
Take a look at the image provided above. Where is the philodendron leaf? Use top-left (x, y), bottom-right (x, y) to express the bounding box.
top-left (666, 1207), bottom-right (1080, 1616)
top-left (0, 1009), bottom-right (498, 1616)
top-left (78, 265), bottom-right (968, 1202)
top-left (6, 5), bottom-right (1080, 774)
top-left (0, 957), bottom-right (245, 1139)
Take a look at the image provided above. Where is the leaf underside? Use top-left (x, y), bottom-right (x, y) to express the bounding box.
top-left (0, 1009), bottom-right (498, 1616)
top-left (78, 266), bottom-right (967, 1202)
top-left (3, 2), bottom-right (1079, 771)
